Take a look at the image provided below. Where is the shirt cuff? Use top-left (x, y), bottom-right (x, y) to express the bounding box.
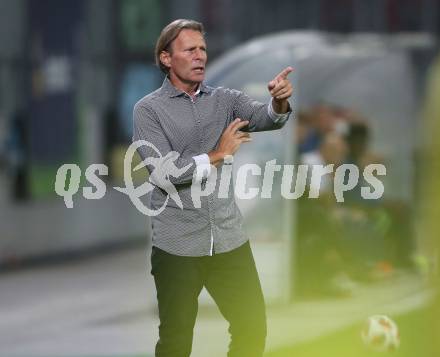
top-left (268, 98), bottom-right (292, 124)
top-left (192, 153), bottom-right (211, 182)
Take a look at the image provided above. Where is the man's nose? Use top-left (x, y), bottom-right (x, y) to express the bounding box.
top-left (193, 49), bottom-right (206, 61)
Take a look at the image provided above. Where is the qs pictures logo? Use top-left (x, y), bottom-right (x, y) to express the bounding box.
top-left (55, 140), bottom-right (387, 216)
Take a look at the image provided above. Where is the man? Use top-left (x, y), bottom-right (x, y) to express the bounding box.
top-left (133, 19), bottom-right (293, 357)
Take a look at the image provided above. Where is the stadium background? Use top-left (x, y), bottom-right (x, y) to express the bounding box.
top-left (0, 1), bottom-right (439, 356)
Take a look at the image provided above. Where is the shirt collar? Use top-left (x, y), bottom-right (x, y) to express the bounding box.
top-left (160, 76), bottom-right (212, 98)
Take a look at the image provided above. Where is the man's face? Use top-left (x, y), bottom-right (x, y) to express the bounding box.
top-left (163, 29), bottom-right (207, 86)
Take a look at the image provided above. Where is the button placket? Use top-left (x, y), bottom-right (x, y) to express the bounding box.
top-left (189, 95), bottom-right (215, 255)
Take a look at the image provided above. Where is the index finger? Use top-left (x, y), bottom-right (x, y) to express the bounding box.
top-left (275, 66), bottom-right (294, 80)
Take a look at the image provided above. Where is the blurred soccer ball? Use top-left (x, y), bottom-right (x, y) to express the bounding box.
top-left (361, 315), bottom-right (400, 352)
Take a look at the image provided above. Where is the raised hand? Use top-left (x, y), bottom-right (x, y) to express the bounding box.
top-left (268, 66), bottom-right (294, 103)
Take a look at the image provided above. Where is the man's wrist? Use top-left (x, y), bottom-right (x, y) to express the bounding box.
top-left (271, 98), bottom-right (290, 114)
top-left (269, 98), bottom-right (292, 124)
top-left (208, 150), bottom-right (227, 167)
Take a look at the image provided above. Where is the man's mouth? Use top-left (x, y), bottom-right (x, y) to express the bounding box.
top-left (193, 66), bottom-right (205, 73)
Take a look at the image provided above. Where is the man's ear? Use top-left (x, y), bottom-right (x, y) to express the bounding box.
top-left (160, 51), bottom-right (171, 70)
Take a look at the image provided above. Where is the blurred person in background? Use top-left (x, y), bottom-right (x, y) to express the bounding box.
top-left (133, 19), bottom-right (293, 357)
top-left (295, 106), bottom-right (403, 297)
top-left (345, 121), bottom-right (382, 174)
top-left (336, 120), bottom-right (395, 281)
top-left (297, 125), bottom-right (353, 297)
top-left (298, 103), bottom-right (350, 154)
top-left (301, 131), bottom-right (349, 194)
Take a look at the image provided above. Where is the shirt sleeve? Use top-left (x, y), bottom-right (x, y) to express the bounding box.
top-left (133, 103), bottom-right (200, 187)
top-left (231, 89), bottom-right (292, 132)
top-left (192, 153), bottom-right (212, 183)
top-left (268, 98), bottom-right (291, 125)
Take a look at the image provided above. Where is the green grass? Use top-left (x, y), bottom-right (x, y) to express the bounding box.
top-left (265, 307), bottom-right (436, 357)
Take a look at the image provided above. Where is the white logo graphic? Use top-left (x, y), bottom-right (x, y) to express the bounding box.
top-left (114, 140), bottom-right (192, 216)
top-left (54, 140), bottom-right (387, 215)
